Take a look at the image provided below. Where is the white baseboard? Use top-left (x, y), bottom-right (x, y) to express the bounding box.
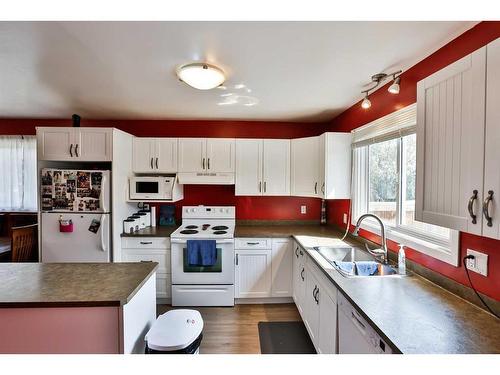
top-left (235, 297), bottom-right (293, 304)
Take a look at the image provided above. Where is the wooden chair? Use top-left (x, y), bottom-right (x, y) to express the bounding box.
top-left (11, 224), bottom-right (38, 262)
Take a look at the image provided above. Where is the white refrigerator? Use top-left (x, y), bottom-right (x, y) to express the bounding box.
top-left (40, 169), bottom-right (111, 262)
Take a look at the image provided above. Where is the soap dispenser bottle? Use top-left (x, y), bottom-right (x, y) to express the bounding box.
top-left (398, 244), bottom-right (406, 275)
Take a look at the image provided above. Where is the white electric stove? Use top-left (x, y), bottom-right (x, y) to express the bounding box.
top-left (170, 206), bottom-right (235, 307)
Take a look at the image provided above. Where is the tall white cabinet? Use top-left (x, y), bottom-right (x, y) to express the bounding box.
top-left (416, 38), bottom-right (500, 239)
top-left (235, 139), bottom-right (290, 196)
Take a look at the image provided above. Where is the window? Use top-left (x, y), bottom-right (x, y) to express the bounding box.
top-left (351, 105), bottom-right (459, 266)
top-left (0, 136), bottom-right (37, 211)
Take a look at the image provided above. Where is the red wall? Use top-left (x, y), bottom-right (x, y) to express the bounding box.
top-left (0, 118), bottom-right (327, 221)
top-left (327, 21), bottom-right (500, 301)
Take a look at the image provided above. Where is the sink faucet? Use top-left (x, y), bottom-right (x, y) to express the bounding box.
top-left (352, 213), bottom-right (389, 265)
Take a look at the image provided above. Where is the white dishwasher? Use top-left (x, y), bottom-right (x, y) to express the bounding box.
top-left (338, 293), bottom-right (393, 354)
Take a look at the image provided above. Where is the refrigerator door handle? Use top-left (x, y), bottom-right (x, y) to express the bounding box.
top-left (100, 214), bottom-right (106, 252)
top-left (100, 174), bottom-right (108, 212)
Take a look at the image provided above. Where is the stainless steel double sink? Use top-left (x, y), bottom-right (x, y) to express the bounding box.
top-left (313, 244), bottom-right (405, 278)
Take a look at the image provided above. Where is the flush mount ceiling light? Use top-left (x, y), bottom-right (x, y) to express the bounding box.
top-left (361, 70), bottom-right (402, 109)
top-left (176, 62), bottom-right (225, 90)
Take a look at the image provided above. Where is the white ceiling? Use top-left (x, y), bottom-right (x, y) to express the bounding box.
top-left (0, 21), bottom-right (476, 122)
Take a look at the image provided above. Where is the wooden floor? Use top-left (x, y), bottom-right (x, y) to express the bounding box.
top-left (157, 303), bottom-right (301, 354)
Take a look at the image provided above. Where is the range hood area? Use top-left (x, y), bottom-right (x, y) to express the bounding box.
top-left (177, 172), bottom-right (235, 185)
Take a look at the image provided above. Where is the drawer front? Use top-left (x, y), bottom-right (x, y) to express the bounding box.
top-left (122, 237), bottom-right (170, 249)
top-left (235, 238), bottom-right (271, 249)
top-left (122, 249), bottom-right (171, 273)
top-left (156, 273), bottom-right (172, 299)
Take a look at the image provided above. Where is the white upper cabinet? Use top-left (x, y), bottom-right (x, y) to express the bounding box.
top-left (235, 139), bottom-right (290, 196)
top-left (416, 47), bottom-right (487, 235)
top-left (291, 133), bottom-right (351, 199)
top-left (178, 138), bottom-right (234, 173)
top-left (483, 38), bottom-right (500, 239)
top-left (133, 138), bottom-right (177, 173)
top-left (178, 138), bottom-right (206, 172)
top-left (263, 139), bottom-right (291, 196)
top-left (37, 127), bottom-right (112, 161)
top-left (206, 138), bottom-right (235, 173)
top-left (291, 136), bottom-right (321, 197)
top-left (235, 139), bottom-right (262, 195)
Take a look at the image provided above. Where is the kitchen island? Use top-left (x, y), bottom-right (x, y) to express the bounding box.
top-left (0, 262), bottom-right (158, 354)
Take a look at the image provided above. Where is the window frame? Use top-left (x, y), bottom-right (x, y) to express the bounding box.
top-left (351, 106), bottom-right (460, 267)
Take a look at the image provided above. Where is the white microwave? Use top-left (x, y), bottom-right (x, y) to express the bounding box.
top-left (129, 176), bottom-right (175, 200)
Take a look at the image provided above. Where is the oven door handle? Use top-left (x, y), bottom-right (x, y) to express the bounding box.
top-left (170, 239), bottom-right (234, 244)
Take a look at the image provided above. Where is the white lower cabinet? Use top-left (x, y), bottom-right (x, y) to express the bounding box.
top-left (292, 246), bottom-right (338, 354)
top-left (121, 237), bottom-right (171, 299)
top-left (234, 249), bottom-right (272, 298)
top-left (271, 238), bottom-right (293, 297)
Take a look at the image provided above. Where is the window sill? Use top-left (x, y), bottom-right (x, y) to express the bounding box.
top-left (354, 221), bottom-right (460, 267)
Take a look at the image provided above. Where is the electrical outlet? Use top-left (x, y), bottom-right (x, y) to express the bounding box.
top-left (343, 213), bottom-right (348, 224)
top-left (466, 249), bottom-right (488, 276)
top-left (300, 205), bottom-right (307, 214)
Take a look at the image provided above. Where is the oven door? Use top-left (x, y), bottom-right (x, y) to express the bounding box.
top-left (171, 239), bottom-right (234, 285)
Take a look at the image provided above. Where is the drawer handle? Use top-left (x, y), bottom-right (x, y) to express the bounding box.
top-left (140, 241), bottom-right (153, 245)
top-left (246, 242), bottom-right (260, 245)
top-left (140, 260), bottom-right (153, 263)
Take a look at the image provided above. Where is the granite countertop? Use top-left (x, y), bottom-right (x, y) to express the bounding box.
top-left (236, 224), bottom-right (500, 353)
top-left (121, 225), bottom-right (179, 237)
top-left (0, 262), bottom-right (158, 308)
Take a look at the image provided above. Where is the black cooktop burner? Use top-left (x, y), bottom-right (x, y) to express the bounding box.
top-left (180, 229), bottom-right (198, 234)
top-left (212, 226), bottom-right (229, 231)
top-left (185, 225), bottom-right (198, 229)
top-left (213, 231), bottom-right (227, 235)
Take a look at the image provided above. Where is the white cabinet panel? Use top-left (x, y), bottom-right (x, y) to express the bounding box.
top-left (303, 265), bottom-right (320, 344)
top-left (234, 249), bottom-right (272, 298)
top-left (155, 274), bottom-right (172, 299)
top-left (317, 288), bottom-right (337, 354)
top-left (121, 249), bottom-right (171, 274)
top-left (483, 38), bottom-right (500, 239)
top-left (178, 138), bottom-right (206, 172)
top-left (416, 46), bottom-right (486, 235)
top-left (37, 128), bottom-right (76, 161)
top-left (263, 139), bottom-right (290, 196)
top-left (322, 132), bottom-right (352, 199)
top-left (235, 139), bottom-right (262, 195)
top-left (156, 138), bottom-right (178, 173)
top-left (206, 138), bottom-right (235, 173)
top-left (235, 238), bottom-right (271, 249)
top-left (79, 128), bottom-right (112, 161)
top-left (291, 136), bottom-right (320, 197)
top-left (271, 238), bottom-right (292, 297)
top-left (133, 138), bottom-right (155, 172)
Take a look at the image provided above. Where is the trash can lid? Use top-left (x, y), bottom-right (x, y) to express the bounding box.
top-left (145, 309), bottom-right (203, 351)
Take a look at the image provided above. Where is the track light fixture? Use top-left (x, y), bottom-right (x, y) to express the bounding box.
top-left (361, 70), bottom-right (402, 109)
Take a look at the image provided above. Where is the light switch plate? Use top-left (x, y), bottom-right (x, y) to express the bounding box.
top-left (300, 205), bottom-right (307, 214)
top-left (343, 213), bottom-right (348, 224)
top-left (466, 249), bottom-right (488, 277)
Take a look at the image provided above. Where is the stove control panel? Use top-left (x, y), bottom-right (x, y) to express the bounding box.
top-left (182, 206), bottom-right (235, 219)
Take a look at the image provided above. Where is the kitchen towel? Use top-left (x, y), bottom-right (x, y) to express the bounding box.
top-left (333, 261), bottom-right (355, 275)
top-left (186, 240), bottom-right (217, 266)
top-left (355, 261), bottom-right (379, 276)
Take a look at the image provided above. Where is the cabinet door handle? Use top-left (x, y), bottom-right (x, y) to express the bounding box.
top-left (259, 181), bottom-right (262, 193)
top-left (299, 249), bottom-right (303, 256)
top-left (483, 190), bottom-right (494, 227)
top-left (150, 157), bottom-right (154, 169)
top-left (314, 182), bottom-right (318, 194)
top-left (155, 157), bottom-right (158, 169)
top-left (69, 144), bottom-right (73, 157)
top-left (75, 144), bottom-right (79, 157)
top-left (235, 253), bottom-right (239, 265)
top-left (207, 158), bottom-right (210, 170)
top-left (468, 190), bottom-right (478, 224)
top-left (140, 241), bottom-right (153, 245)
top-left (300, 267), bottom-right (304, 281)
top-left (321, 182), bottom-right (325, 194)
top-left (264, 181), bottom-right (267, 193)
top-left (202, 158), bottom-right (205, 170)
top-left (314, 287), bottom-right (319, 304)
top-left (312, 285), bottom-right (317, 300)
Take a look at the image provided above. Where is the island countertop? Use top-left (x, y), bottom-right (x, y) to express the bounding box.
top-left (0, 262), bottom-right (158, 308)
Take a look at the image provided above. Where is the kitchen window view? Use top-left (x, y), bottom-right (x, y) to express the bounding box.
top-left (352, 116), bottom-right (458, 265)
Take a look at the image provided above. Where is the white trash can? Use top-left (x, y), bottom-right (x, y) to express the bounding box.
top-left (145, 309), bottom-right (203, 354)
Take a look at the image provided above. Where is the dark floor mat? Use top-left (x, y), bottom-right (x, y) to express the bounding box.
top-left (258, 321), bottom-right (316, 354)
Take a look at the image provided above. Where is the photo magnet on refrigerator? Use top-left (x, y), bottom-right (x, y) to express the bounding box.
top-left (88, 219), bottom-right (101, 234)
